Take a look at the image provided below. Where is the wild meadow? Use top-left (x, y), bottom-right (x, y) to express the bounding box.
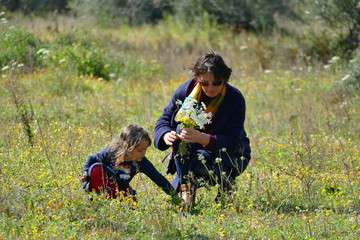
top-left (1, 11), bottom-right (360, 239)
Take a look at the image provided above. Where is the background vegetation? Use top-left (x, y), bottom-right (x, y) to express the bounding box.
top-left (0, 0), bottom-right (359, 239)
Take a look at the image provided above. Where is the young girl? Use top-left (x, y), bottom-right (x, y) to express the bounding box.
top-left (81, 124), bottom-right (176, 202)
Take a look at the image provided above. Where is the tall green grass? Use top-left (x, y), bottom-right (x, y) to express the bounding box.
top-left (0, 12), bottom-right (359, 239)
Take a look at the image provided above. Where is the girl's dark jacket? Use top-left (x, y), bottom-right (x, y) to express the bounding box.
top-left (82, 147), bottom-right (175, 195)
top-left (154, 79), bottom-right (251, 173)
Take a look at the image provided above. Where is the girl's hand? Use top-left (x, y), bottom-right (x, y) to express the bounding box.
top-left (163, 131), bottom-right (180, 146)
top-left (180, 128), bottom-right (210, 146)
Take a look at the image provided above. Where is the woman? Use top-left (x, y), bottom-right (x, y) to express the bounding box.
top-left (154, 51), bottom-right (251, 207)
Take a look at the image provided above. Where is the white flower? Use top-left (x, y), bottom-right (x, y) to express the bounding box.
top-left (341, 74), bottom-right (350, 82)
top-left (176, 99), bottom-right (183, 106)
top-left (37, 49), bottom-right (49, 55)
top-left (239, 45), bottom-right (248, 51)
top-left (1, 66), bottom-right (9, 71)
top-left (329, 56), bottom-right (340, 63)
top-left (215, 157), bottom-right (222, 163)
top-left (201, 102), bottom-right (206, 109)
top-left (175, 96), bottom-right (212, 129)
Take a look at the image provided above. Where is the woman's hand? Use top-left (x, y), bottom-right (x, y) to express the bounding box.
top-left (163, 131), bottom-right (180, 146)
top-left (179, 128), bottom-right (210, 146)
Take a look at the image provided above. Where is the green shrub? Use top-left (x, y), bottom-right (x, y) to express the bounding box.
top-left (65, 41), bottom-right (110, 80)
top-left (345, 50), bottom-right (360, 89)
top-left (308, 0), bottom-right (360, 53)
top-left (171, 0), bottom-right (299, 31)
top-left (1, 0), bottom-right (68, 13)
top-left (0, 27), bottom-right (43, 71)
top-left (69, 0), bottom-right (171, 27)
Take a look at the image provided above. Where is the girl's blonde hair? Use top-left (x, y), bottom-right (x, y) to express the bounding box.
top-left (109, 124), bottom-right (151, 165)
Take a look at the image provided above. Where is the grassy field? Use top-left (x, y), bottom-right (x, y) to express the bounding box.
top-left (1, 13), bottom-right (360, 239)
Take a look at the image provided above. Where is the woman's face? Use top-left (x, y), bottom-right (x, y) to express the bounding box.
top-left (127, 138), bottom-right (149, 162)
top-left (198, 72), bottom-right (224, 98)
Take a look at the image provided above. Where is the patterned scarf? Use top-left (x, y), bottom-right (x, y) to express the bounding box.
top-left (188, 82), bottom-right (226, 118)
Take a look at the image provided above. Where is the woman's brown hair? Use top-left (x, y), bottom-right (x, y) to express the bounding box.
top-left (191, 50), bottom-right (232, 83)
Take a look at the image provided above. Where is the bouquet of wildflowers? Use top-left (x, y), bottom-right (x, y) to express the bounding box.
top-left (175, 97), bottom-right (212, 158)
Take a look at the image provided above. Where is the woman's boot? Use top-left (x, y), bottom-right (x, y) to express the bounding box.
top-left (180, 183), bottom-right (197, 209)
top-left (180, 184), bottom-right (190, 205)
top-left (189, 183), bottom-right (197, 207)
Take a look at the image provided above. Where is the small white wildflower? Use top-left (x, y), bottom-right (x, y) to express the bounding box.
top-left (323, 65), bottom-right (330, 70)
top-left (264, 69), bottom-right (272, 74)
top-left (221, 148), bottom-right (227, 152)
top-left (239, 45), bottom-right (248, 51)
top-left (201, 102), bottom-right (206, 110)
top-left (37, 49), bottom-right (45, 54)
top-left (176, 99), bottom-right (183, 106)
top-left (17, 63), bottom-right (24, 68)
top-left (215, 157), bottom-right (222, 163)
top-left (1, 66), bottom-right (9, 71)
top-left (59, 59), bottom-right (66, 63)
top-left (0, 12), bottom-right (5, 16)
top-left (109, 73), bottom-right (115, 78)
top-left (98, 77), bottom-right (104, 81)
top-left (208, 170), bottom-right (214, 175)
top-left (341, 74), bottom-right (350, 82)
top-left (37, 49), bottom-right (49, 55)
top-left (329, 56), bottom-right (340, 63)
top-left (221, 171), bottom-right (227, 176)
